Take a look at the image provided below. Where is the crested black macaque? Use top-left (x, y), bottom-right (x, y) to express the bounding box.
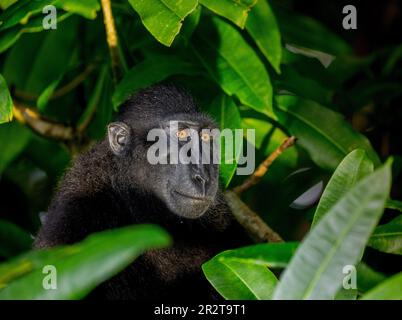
top-left (34, 85), bottom-right (250, 300)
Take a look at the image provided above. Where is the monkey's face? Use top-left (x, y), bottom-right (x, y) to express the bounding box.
top-left (108, 116), bottom-right (220, 219)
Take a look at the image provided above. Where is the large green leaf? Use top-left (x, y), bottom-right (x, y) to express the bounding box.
top-left (245, 0), bottom-right (281, 73)
top-left (273, 162), bottom-right (392, 300)
top-left (0, 73), bottom-right (13, 124)
top-left (361, 272), bottom-right (402, 300)
top-left (128, 0), bottom-right (198, 46)
top-left (367, 215), bottom-right (402, 255)
top-left (0, 224), bottom-right (170, 299)
top-left (0, 220), bottom-right (32, 258)
top-left (275, 95), bottom-right (380, 170)
top-left (203, 242), bottom-right (298, 299)
top-left (193, 16), bottom-right (274, 118)
top-left (112, 55), bottom-right (200, 109)
top-left (199, 0), bottom-right (257, 28)
top-left (312, 149), bottom-right (374, 227)
top-left (272, 4), bottom-right (351, 56)
top-left (205, 94), bottom-right (242, 188)
top-left (0, 122), bottom-right (31, 173)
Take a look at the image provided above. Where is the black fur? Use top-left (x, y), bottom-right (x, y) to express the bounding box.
top-left (34, 85), bottom-right (249, 300)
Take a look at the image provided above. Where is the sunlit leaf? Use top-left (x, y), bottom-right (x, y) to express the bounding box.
top-left (128, 0), bottom-right (198, 46)
top-left (246, 0), bottom-right (281, 73)
top-left (361, 272), bottom-right (402, 300)
top-left (312, 149), bottom-right (374, 227)
top-left (0, 73), bottom-right (13, 123)
top-left (193, 17), bottom-right (274, 118)
top-left (199, 0), bottom-right (257, 28)
top-left (205, 94), bottom-right (242, 188)
top-left (273, 162), bottom-right (392, 299)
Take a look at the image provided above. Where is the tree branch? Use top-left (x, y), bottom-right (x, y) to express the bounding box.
top-left (233, 136), bottom-right (296, 195)
top-left (101, 0), bottom-right (122, 83)
top-left (224, 190), bottom-right (283, 243)
top-left (228, 136), bottom-right (296, 243)
top-left (13, 101), bottom-right (75, 141)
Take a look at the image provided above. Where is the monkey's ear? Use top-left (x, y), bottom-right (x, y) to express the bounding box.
top-left (108, 122), bottom-right (130, 155)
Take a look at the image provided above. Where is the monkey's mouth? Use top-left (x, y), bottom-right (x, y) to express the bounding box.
top-left (172, 190), bottom-right (213, 203)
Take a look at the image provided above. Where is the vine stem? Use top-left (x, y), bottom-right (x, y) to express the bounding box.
top-left (101, 0), bottom-right (122, 83)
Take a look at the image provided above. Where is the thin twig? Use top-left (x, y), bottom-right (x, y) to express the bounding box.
top-left (233, 136), bottom-right (296, 195)
top-left (13, 101), bottom-right (75, 141)
top-left (101, 0), bottom-right (122, 83)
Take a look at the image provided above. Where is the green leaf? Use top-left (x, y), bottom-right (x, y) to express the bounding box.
top-left (0, 11), bottom-right (72, 54)
top-left (367, 215), bottom-right (402, 255)
top-left (0, 0), bottom-right (55, 32)
top-left (193, 17), bottom-right (274, 118)
top-left (37, 72), bottom-right (65, 111)
top-left (0, 0), bottom-right (98, 31)
top-left (128, 0), bottom-right (198, 46)
top-left (199, 0), bottom-right (257, 29)
top-left (0, 0), bottom-right (18, 10)
top-left (203, 242), bottom-right (298, 299)
top-left (272, 4), bottom-right (351, 56)
top-left (275, 95), bottom-right (380, 170)
top-left (0, 122), bottom-right (31, 173)
top-left (277, 65), bottom-right (333, 105)
top-left (246, 0), bottom-right (282, 73)
top-left (386, 199), bottom-right (402, 212)
top-left (0, 73), bottom-right (13, 124)
top-left (205, 94), bottom-right (242, 188)
top-left (312, 149), bottom-right (374, 227)
top-left (112, 55), bottom-right (200, 109)
top-left (55, 0), bottom-right (100, 19)
top-left (0, 220), bottom-right (32, 258)
top-left (0, 224), bottom-right (171, 299)
top-left (356, 262), bottom-right (386, 293)
top-left (361, 272), bottom-right (402, 300)
top-left (273, 162), bottom-right (392, 300)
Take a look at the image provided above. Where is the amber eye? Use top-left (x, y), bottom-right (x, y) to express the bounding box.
top-left (200, 132), bottom-right (210, 142)
top-left (176, 129), bottom-right (189, 140)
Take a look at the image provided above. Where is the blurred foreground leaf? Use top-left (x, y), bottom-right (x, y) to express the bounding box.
top-left (0, 224), bottom-right (171, 299)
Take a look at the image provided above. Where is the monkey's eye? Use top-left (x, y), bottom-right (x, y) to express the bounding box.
top-left (200, 132), bottom-right (211, 142)
top-left (176, 129), bottom-right (189, 140)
